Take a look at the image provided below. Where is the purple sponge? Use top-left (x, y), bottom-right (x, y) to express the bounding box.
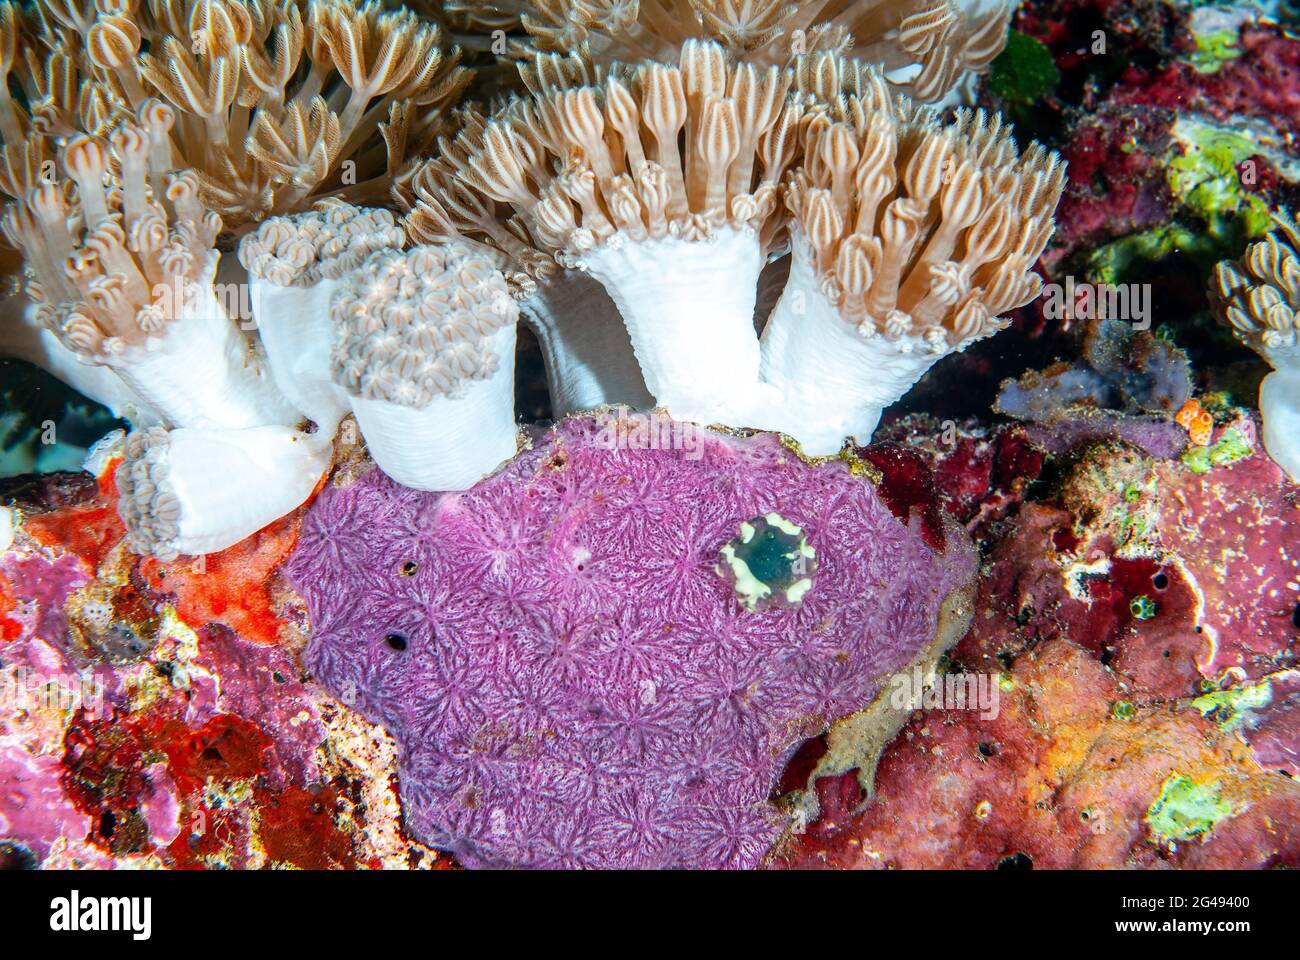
top-left (287, 414), bottom-right (973, 868)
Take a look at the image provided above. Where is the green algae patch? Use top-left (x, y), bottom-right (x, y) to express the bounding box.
top-left (1186, 5), bottom-right (1246, 75)
top-left (989, 31), bottom-right (1060, 105)
top-left (1193, 681), bottom-right (1273, 732)
top-left (719, 513), bottom-right (817, 611)
top-left (1188, 29), bottom-right (1242, 74)
top-left (1086, 117), bottom-right (1293, 284)
top-left (1145, 774), bottom-right (1243, 845)
top-left (1181, 426), bottom-right (1253, 474)
top-left (1167, 118), bottom-right (1275, 238)
top-left (1086, 226), bottom-right (1199, 287)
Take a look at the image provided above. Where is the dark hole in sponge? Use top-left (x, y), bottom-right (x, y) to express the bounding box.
top-left (1152, 572), bottom-right (1168, 590)
top-left (997, 852), bottom-right (1033, 870)
top-left (385, 633), bottom-right (408, 652)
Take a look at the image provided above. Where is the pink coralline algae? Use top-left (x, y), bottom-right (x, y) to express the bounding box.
top-left (0, 744), bottom-right (92, 863)
top-left (286, 415), bottom-right (975, 869)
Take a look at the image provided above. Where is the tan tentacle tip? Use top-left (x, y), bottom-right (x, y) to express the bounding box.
top-left (87, 14), bottom-right (143, 70)
top-left (110, 122), bottom-right (150, 161)
top-left (137, 98), bottom-right (176, 135)
top-left (62, 134), bottom-right (109, 178)
top-left (1210, 226), bottom-right (1300, 360)
top-left (117, 426), bottom-right (182, 561)
top-left (789, 94), bottom-right (1063, 347)
top-left (330, 242), bottom-right (518, 406)
top-left (238, 201), bottom-right (406, 286)
top-left (446, 41), bottom-right (803, 260)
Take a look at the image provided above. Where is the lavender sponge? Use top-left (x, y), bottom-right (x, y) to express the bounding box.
top-left (286, 414), bottom-right (975, 868)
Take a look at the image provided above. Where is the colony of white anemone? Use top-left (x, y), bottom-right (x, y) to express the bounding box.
top-left (0, 0), bottom-right (1076, 560)
top-left (431, 0), bottom-right (1016, 108)
top-left (402, 44), bottom-right (1064, 453)
top-left (1211, 215), bottom-right (1300, 483)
